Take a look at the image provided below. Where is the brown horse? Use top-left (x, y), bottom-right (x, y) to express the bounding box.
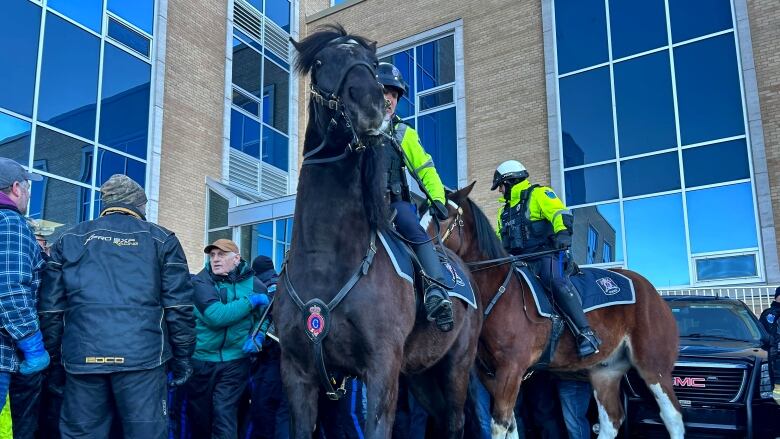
top-left (274, 25), bottom-right (481, 438)
top-left (423, 183), bottom-right (684, 439)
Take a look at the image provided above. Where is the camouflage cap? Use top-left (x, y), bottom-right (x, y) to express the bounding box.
top-left (100, 174), bottom-right (147, 206)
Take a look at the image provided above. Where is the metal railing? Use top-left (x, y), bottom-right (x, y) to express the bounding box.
top-left (658, 285), bottom-right (778, 315)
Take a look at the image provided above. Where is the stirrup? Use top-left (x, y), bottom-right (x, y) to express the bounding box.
top-left (424, 289), bottom-right (451, 320)
top-left (577, 330), bottom-right (601, 358)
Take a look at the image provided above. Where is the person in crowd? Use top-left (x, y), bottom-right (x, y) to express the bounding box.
top-left (555, 373), bottom-right (592, 439)
top-left (186, 239), bottom-right (268, 438)
top-left (0, 158), bottom-right (49, 416)
top-left (243, 255), bottom-right (290, 439)
top-left (492, 160), bottom-right (600, 358)
top-left (376, 62), bottom-right (454, 332)
top-left (515, 371), bottom-right (565, 439)
top-left (759, 286), bottom-right (780, 403)
top-left (39, 174), bottom-right (196, 438)
top-left (8, 219), bottom-right (62, 439)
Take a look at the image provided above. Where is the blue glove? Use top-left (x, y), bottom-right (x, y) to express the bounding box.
top-left (242, 333), bottom-right (265, 354)
top-left (17, 331), bottom-right (50, 375)
top-left (247, 293), bottom-right (270, 308)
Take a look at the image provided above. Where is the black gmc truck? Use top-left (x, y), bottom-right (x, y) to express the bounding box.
top-left (622, 296), bottom-right (778, 438)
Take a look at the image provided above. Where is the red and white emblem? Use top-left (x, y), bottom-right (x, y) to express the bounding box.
top-left (307, 304), bottom-right (325, 338)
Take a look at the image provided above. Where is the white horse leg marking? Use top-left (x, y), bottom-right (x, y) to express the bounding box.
top-left (593, 390), bottom-right (618, 439)
top-left (648, 383), bottom-right (685, 439)
top-left (490, 417), bottom-right (509, 439)
top-left (506, 413), bottom-right (519, 439)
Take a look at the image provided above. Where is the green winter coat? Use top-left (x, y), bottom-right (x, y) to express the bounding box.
top-left (191, 260), bottom-right (258, 362)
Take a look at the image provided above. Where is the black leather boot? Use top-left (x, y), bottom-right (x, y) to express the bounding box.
top-left (552, 281), bottom-right (601, 357)
top-left (413, 241), bottom-right (454, 332)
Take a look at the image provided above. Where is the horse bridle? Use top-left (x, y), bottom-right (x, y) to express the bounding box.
top-left (440, 201), bottom-right (465, 254)
top-left (302, 38), bottom-right (379, 166)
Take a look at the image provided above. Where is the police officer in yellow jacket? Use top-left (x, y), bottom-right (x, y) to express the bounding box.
top-left (377, 62), bottom-right (453, 332)
top-left (493, 160), bottom-right (601, 357)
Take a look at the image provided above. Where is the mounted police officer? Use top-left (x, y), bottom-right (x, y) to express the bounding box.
top-left (376, 62), bottom-right (453, 332)
top-left (492, 160), bottom-right (601, 357)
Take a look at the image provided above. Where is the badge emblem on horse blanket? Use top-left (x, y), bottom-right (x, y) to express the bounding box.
top-left (307, 304), bottom-right (325, 339)
top-left (596, 276), bottom-right (621, 296)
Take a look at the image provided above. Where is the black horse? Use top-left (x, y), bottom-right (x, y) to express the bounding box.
top-left (274, 25), bottom-right (482, 438)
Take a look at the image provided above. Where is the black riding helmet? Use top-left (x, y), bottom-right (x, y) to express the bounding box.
top-left (376, 62), bottom-right (408, 98)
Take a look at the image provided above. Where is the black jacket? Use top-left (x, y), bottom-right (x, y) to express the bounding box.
top-left (760, 301), bottom-right (780, 349)
top-left (39, 204), bottom-right (196, 374)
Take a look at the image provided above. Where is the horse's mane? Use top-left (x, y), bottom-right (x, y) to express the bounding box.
top-left (362, 145), bottom-right (388, 232)
top-left (293, 24), bottom-right (376, 75)
top-left (467, 198), bottom-right (507, 259)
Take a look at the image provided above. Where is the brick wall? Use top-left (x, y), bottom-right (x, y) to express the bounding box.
top-left (748, 0), bottom-right (780, 263)
top-left (299, 0), bottom-right (548, 224)
top-left (158, 0), bottom-right (228, 266)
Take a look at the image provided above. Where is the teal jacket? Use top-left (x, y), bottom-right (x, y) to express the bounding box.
top-left (191, 260), bottom-right (259, 362)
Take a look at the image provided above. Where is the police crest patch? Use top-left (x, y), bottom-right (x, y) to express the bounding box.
top-left (768, 314), bottom-right (776, 324)
top-left (306, 304), bottom-right (325, 338)
top-left (595, 277), bottom-right (621, 296)
top-left (545, 190), bottom-right (557, 199)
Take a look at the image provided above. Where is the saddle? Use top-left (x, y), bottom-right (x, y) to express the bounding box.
top-left (377, 229), bottom-right (477, 311)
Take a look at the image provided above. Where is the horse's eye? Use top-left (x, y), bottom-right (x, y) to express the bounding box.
top-left (314, 60), bottom-right (322, 68)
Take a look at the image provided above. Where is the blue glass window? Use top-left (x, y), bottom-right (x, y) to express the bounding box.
top-left (230, 110), bottom-right (261, 159)
top-left (263, 58), bottom-right (289, 133)
top-left (261, 124), bottom-right (289, 171)
top-left (233, 89), bottom-right (260, 116)
top-left (108, 18), bottom-right (151, 57)
top-left (380, 50), bottom-right (415, 118)
top-left (33, 127), bottom-right (92, 183)
top-left (674, 34), bottom-right (744, 145)
top-left (614, 52), bottom-right (676, 157)
top-left (28, 176), bottom-right (91, 229)
top-left (38, 14), bottom-right (100, 140)
top-left (586, 226), bottom-right (598, 264)
top-left (554, 0), bottom-right (608, 74)
top-left (416, 36), bottom-right (454, 91)
top-left (620, 152), bottom-right (680, 198)
top-left (0, 0), bottom-right (41, 117)
top-left (99, 43), bottom-right (151, 159)
top-left (419, 89), bottom-right (453, 112)
top-left (266, 0), bottom-right (290, 33)
top-left (669, 0), bottom-right (732, 43)
top-left (624, 193), bottom-right (689, 287)
top-left (572, 203), bottom-right (623, 265)
top-left (48, 0), bottom-right (103, 33)
top-left (609, 0), bottom-right (667, 59)
top-left (232, 38), bottom-right (263, 100)
top-left (274, 217), bottom-right (292, 271)
top-left (682, 139), bottom-right (750, 188)
top-left (417, 108), bottom-right (457, 188)
top-left (245, 0), bottom-right (263, 13)
top-left (234, 29), bottom-right (263, 53)
top-left (96, 148), bottom-right (146, 188)
top-left (0, 113), bottom-right (32, 166)
top-left (107, 0), bottom-right (155, 34)
top-left (686, 183), bottom-right (757, 254)
top-left (560, 67), bottom-right (615, 167)
top-left (696, 254), bottom-right (757, 281)
top-left (564, 163), bottom-right (618, 205)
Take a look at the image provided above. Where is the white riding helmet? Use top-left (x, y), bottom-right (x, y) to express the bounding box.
top-left (491, 160), bottom-right (529, 190)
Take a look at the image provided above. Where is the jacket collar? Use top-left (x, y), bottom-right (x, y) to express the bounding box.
top-left (100, 203), bottom-right (147, 221)
top-left (771, 301), bottom-right (780, 309)
top-left (499, 179), bottom-right (531, 206)
top-left (0, 191), bottom-right (21, 214)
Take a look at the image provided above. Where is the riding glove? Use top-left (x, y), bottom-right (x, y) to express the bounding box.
top-left (553, 231), bottom-right (572, 250)
top-left (17, 331), bottom-right (50, 375)
top-left (432, 200), bottom-right (449, 221)
top-left (169, 357), bottom-right (193, 387)
top-left (242, 333), bottom-right (266, 354)
top-left (247, 293), bottom-right (270, 308)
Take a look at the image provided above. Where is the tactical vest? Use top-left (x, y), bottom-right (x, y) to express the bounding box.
top-left (382, 122), bottom-right (409, 202)
top-left (500, 184), bottom-right (555, 254)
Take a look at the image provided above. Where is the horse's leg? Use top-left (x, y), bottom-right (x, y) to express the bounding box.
top-left (281, 362), bottom-right (319, 439)
top-left (482, 364), bottom-right (523, 439)
top-left (589, 365), bottom-right (630, 439)
top-left (629, 341), bottom-right (684, 438)
top-left (364, 355), bottom-right (403, 439)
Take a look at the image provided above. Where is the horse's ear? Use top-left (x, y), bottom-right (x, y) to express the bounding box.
top-left (290, 37), bottom-right (301, 53)
top-left (369, 41), bottom-right (377, 53)
top-left (448, 181), bottom-right (476, 204)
